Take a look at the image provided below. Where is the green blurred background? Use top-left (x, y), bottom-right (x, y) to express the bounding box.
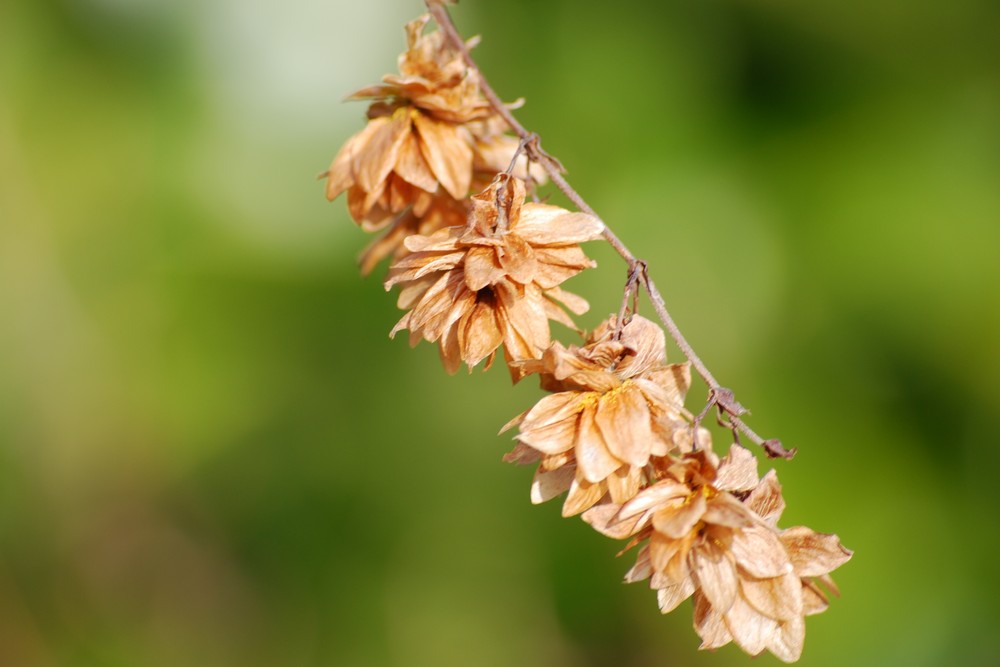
top-left (2, 0), bottom-right (998, 665)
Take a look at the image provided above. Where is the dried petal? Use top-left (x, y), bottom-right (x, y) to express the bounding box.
top-left (715, 444), bottom-right (760, 493)
top-left (530, 466), bottom-right (575, 504)
top-left (731, 524), bottom-right (794, 579)
top-left (575, 405), bottom-right (621, 484)
top-left (692, 541), bottom-right (739, 614)
top-left (746, 469), bottom-right (785, 524)
top-left (781, 526), bottom-right (853, 577)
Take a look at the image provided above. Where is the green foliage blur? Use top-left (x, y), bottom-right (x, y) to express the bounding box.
top-left (2, 0), bottom-right (998, 665)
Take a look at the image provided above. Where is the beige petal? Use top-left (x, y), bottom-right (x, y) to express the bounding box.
top-left (325, 126), bottom-right (363, 201)
top-left (395, 250), bottom-right (466, 283)
top-left (652, 490), bottom-right (706, 539)
top-left (413, 112), bottom-right (472, 199)
top-left (722, 594), bottom-right (774, 657)
top-left (387, 173), bottom-right (414, 212)
top-left (402, 226), bottom-right (462, 253)
top-left (519, 392), bottom-right (587, 448)
top-left (617, 481), bottom-right (689, 521)
top-left (692, 542), bottom-right (739, 614)
top-left (731, 524), bottom-right (793, 579)
top-left (745, 469), bottom-right (786, 525)
top-left (781, 527), bottom-right (853, 577)
top-left (539, 293), bottom-right (579, 331)
top-left (767, 615), bottom-right (805, 663)
top-left (388, 311), bottom-right (412, 339)
top-left (407, 270), bottom-right (472, 340)
top-left (356, 112), bottom-right (411, 194)
top-left (801, 578), bottom-right (831, 616)
top-left (394, 274), bottom-right (436, 309)
top-left (514, 206), bottom-right (604, 245)
top-left (617, 316), bottom-right (667, 375)
top-left (501, 442), bottom-right (540, 465)
top-left (438, 323), bottom-right (462, 374)
top-left (633, 378), bottom-right (686, 444)
top-left (498, 234), bottom-right (539, 285)
top-left (740, 572), bottom-right (803, 623)
top-left (624, 545), bottom-right (653, 583)
top-left (530, 465), bottom-right (575, 504)
top-left (656, 576), bottom-right (696, 614)
top-left (531, 246), bottom-right (596, 289)
top-left (562, 473), bottom-right (606, 517)
top-left (593, 384), bottom-right (653, 468)
top-left (694, 592), bottom-right (733, 650)
top-left (393, 130), bottom-right (439, 193)
top-left (544, 286), bottom-right (590, 316)
top-left (502, 176), bottom-right (525, 230)
top-left (539, 450), bottom-right (573, 472)
top-left (643, 363), bottom-right (692, 406)
top-left (463, 246), bottom-right (505, 291)
top-left (575, 405), bottom-right (621, 484)
top-left (649, 530), bottom-right (688, 579)
top-left (496, 282), bottom-right (551, 362)
top-left (582, 503), bottom-right (645, 539)
top-left (715, 444), bottom-right (760, 493)
top-left (605, 465), bottom-right (642, 505)
top-left (456, 297), bottom-right (504, 369)
top-left (702, 492), bottom-right (755, 529)
top-left (347, 184), bottom-right (372, 222)
top-left (343, 82), bottom-right (396, 100)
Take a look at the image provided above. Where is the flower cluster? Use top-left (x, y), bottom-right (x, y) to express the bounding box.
top-left (324, 14), bottom-right (544, 275)
top-left (504, 316), bottom-right (851, 662)
top-left (324, 7), bottom-right (850, 663)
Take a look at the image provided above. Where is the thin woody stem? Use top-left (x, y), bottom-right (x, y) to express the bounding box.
top-left (426, 1), bottom-right (792, 458)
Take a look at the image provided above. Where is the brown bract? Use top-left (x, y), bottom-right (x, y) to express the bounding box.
top-left (384, 175), bottom-right (603, 376)
top-left (502, 315), bottom-right (695, 517)
top-left (582, 445), bottom-right (851, 663)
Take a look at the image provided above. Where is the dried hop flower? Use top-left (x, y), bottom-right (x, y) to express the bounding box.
top-left (324, 14), bottom-right (546, 273)
top-left (582, 445), bottom-right (852, 663)
top-left (384, 174), bottom-right (603, 376)
top-left (502, 314), bottom-right (698, 517)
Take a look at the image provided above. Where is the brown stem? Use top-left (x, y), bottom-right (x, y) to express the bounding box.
top-left (426, 1), bottom-right (791, 458)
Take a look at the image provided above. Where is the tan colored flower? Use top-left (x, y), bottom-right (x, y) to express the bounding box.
top-left (325, 16), bottom-right (549, 271)
top-left (502, 314), bottom-right (696, 516)
top-left (324, 16), bottom-right (495, 225)
top-left (583, 445), bottom-right (851, 663)
top-left (326, 105), bottom-right (475, 224)
top-left (384, 175), bottom-right (603, 375)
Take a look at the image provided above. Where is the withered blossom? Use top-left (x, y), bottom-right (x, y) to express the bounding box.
top-left (384, 175), bottom-right (603, 375)
top-left (502, 314), bottom-right (697, 516)
top-left (582, 445), bottom-right (851, 663)
top-left (325, 14), bottom-right (547, 271)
